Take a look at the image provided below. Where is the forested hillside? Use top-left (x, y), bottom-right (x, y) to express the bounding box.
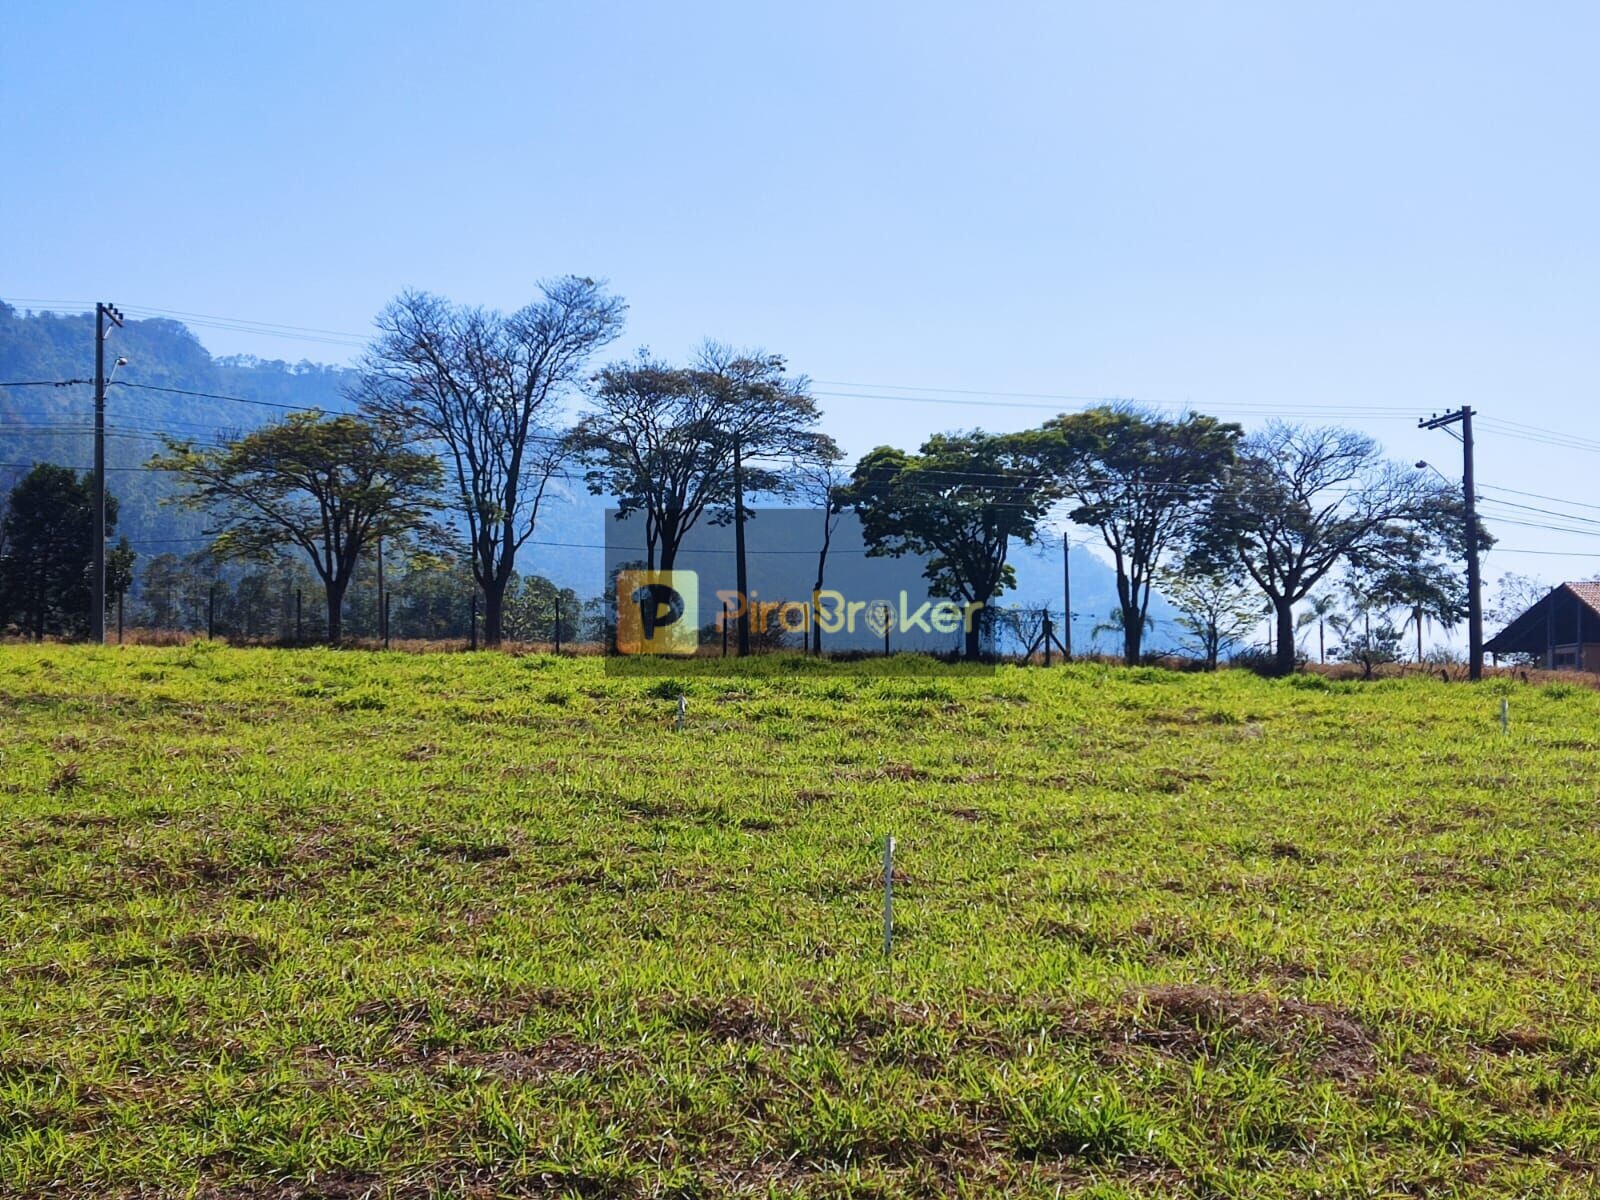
top-left (0, 302), bottom-right (352, 553)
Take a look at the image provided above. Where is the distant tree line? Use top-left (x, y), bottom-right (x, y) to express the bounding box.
top-left (0, 280), bottom-right (1487, 672)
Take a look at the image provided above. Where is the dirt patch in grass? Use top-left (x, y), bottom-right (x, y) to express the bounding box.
top-left (877, 762), bottom-right (928, 782)
top-left (1482, 1026), bottom-right (1561, 1055)
top-left (174, 932), bottom-right (277, 971)
top-left (41, 811), bottom-right (121, 829)
top-left (47, 761), bottom-right (84, 794)
top-left (1043, 984), bottom-right (1377, 1080)
top-left (193, 1170), bottom-right (393, 1199)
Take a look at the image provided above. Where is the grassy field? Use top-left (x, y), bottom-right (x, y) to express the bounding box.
top-left (1, 645), bottom-right (1598, 1198)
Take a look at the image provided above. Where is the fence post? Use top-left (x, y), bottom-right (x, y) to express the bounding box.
top-left (469, 594), bottom-right (478, 651)
top-left (554, 595), bottom-right (561, 654)
top-left (207, 584), bottom-right (216, 641)
top-left (1042, 609), bottom-right (1052, 667)
top-left (883, 834), bottom-right (896, 958)
top-left (383, 593), bottom-right (391, 650)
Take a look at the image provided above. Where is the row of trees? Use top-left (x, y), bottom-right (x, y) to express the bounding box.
top-left (842, 416), bottom-right (1473, 671)
top-left (118, 278), bottom-right (1477, 672)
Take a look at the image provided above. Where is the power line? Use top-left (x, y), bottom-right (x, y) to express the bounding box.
top-left (112, 380), bottom-right (336, 412)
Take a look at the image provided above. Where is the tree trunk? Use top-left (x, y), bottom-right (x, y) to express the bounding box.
top-left (483, 579), bottom-right (506, 647)
top-left (325, 580), bottom-right (346, 643)
top-left (1274, 598), bottom-right (1296, 674)
top-left (1123, 618), bottom-right (1142, 666)
top-left (1318, 619), bottom-right (1325, 664)
top-left (811, 528), bottom-right (832, 657)
top-left (965, 617), bottom-right (982, 661)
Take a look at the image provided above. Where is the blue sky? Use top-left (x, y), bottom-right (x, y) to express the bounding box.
top-left (6, 1), bottom-right (1600, 624)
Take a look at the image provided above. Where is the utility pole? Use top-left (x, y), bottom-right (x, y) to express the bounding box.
top-left (1062, 533), bottom-right (1072, 660)
top-left (376, 537), bottom-right (386, 643)
top-left (91, 302), bottom-right (124, 643)
top-left (733, 435), bottom-right (750, 656)
top-left (1419, 407), bottom-right (1483, 680)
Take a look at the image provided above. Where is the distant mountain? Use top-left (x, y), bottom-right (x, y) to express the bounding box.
top-left (0, 302), bottom-right (354, 554)
top-left (0, 301), bottom-right (1186, 650)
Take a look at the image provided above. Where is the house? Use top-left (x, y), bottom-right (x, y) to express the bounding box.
top-left (1484, 582), bottom-right (1600, 670)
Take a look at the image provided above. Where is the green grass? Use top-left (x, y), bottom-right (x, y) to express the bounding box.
top-left (1, 643), bottom-right (1598, 1197)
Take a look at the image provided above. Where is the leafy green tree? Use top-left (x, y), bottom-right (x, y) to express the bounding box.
top-left (1044, 407), bottom-right (1240, 663)
top-left (571, 345), bottom-right (836, 570)
top-left (107, 537), bottom-right (136, 617)
top-left (0, 464), bottom-right (132, 639)
top-left (1156, 567), bottom-right (1262, 669)
top-left (1366, 554), bottom-right (1464, 663)
top-left (847, 431), bottom-right (1056, 660)
top-left (1335, 619), bottom-right (1404, 679)
top-left (358, 280), bottom-right (626, 645)
top-left (1197, 424), bottom-right (1444, 675)
top-left (151, 413), bottom-right (443, 642)
top-left (504, 573), bottom-right (582, 645)
top-left (390, 553), bottom-right (477, 640)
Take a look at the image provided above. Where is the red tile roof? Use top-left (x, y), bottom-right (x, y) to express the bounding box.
top-left (1569, 582), bottom-right (1600, 617)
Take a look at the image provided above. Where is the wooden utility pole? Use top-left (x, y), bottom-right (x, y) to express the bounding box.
top-left (91, 301), bottom-right (124, 643)
top-left (733, 436), bottom-right (750, 656)
top-left (376, 537), bottom-right (386, 643)
top-left (1419, 407), bottom-right (1483, 680)
top-left (1062, 534), bottom-right (1072, 660)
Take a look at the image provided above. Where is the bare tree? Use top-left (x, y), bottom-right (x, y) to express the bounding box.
top-left (1488, 572), bottom-right (1548, 629)
top-left (357, 279), bottom-right (626, 644)
top-left (1199, 424), bottom-right (1443, 675)
top-left (794, 454), bottom-right (849, 655)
